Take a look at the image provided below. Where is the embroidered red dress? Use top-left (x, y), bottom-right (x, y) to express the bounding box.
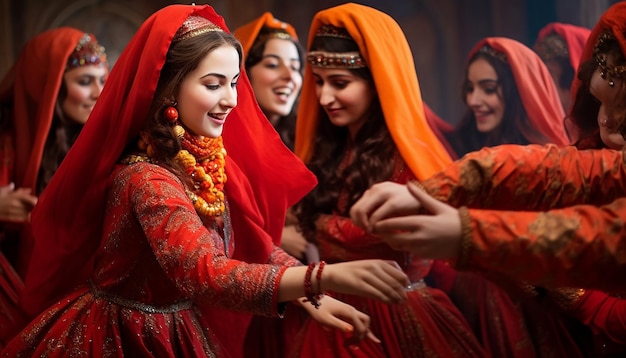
top-left (422, 143), bottom-right (626, 355)
top-left (2, 162), bottom-right (302, 357)
top-left (289, 151), bottom-right (484, 358)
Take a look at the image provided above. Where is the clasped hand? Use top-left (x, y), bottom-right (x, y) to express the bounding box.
top-left (350, 181), bottom-right (463, 260)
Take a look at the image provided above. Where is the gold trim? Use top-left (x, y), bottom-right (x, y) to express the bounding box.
top-left (306, 50), bottom-right (366, 69)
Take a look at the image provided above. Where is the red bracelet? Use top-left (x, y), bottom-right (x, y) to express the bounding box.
top-left (304, 262), bottom-right (322, 309)
top-left (316, 260), bottom-right (326, 295)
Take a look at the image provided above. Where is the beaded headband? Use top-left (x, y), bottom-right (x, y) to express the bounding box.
top-left (534, 33), bottom-right (569, 61)
top-left (255, 29), bottom-right (293, 45)
top-left (173, 15), bottom-right (223, 42)
top-left (593, 31), bottom-right (626, 87)
top-left (315, 24), bottom-right (352, 40)
top-left (306, 24), bottom-right (366, 69)
top-left (66, 33), bottom-right (107, 71)
top-left (307, 51), bottom-right (366, 69)
top-left (477, 45), bottom-right (507, 63)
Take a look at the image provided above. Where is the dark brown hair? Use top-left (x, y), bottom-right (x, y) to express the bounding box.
top-left (569, 30), bottom-right (626, 149)
top-left (125, 29), bottom-right (242, 186)
top-left (294, 35), bottom-right (396, 242)
top-left (245, 27), bottom-right (303, 150)
top-left (447, 49), bottom-right (549, 157)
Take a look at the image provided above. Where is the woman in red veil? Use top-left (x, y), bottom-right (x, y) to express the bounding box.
top-left (3, 4), bottom-right (410, 357)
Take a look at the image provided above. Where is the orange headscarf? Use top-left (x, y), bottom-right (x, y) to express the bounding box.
top-left (469, 37), bottom-right (570, 146)
top-left (535, 22), bottom-right (591, 73)
top-left (22, 4), bottom-right (316, 321)
top-left (0, 27), bottom-right (92, 190)
top-left (295, 2), bottom-right (452, 181)
top-left (234, 12), bottom-right (298, 59)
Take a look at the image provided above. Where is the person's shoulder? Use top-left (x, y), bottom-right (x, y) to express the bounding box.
top-left (113, 161), bottom-right (181, 188)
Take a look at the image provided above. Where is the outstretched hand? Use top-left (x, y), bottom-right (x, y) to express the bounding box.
top-left (369, 181), bottom-right (463, 260)
top-left (350, 181), bottom-right (421, 232)
top-left (322, 259), bottom-right (409, 304)
top-left (299, 296), bottom-right (381, 346)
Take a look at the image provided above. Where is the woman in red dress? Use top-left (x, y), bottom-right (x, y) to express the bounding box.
top-left (2, 4), bottom-right (412, 357)
top-left (0, 27), bottom-right (107, 346)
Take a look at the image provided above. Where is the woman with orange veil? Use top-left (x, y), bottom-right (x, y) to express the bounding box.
top-left (291, 3), bottom-right (484, 357)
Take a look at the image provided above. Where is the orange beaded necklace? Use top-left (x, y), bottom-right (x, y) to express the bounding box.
top-left (133, 131), bottom-right (227, 219)
top-left (177, 131), bottom-right (227, 218)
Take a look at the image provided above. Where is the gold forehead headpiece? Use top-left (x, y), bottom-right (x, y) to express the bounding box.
top-left (593, 31), bottom-right (626, 87)
top-left (306, 24), bottom-right (366, 69)
top-left (307, 51), bottom-right (365, 69)
top-left (173, 15), bottom-right (223, 42)
top-left (477, 45), bottom-right (507, 63)
top-left (534, 33), bottom-right (569, 61)
top-left (66, 33), bottom-right (107, 71)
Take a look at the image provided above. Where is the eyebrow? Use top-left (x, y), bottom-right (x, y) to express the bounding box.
top-left (200, 72), bottom-right (240, 80)
top-left (476, 79), bottom-right (498, 85)
top-left (262, 54), bottom-right (300, 62)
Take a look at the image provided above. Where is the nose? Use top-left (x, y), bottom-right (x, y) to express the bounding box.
top-left (318, 84), bottom-right (334, 106)
top-left (279, 63), bottom-right (300, 82)
top-left (91, 81), bottom-right (105, 99)
top-left (220, 86), bottom-right (237, 108)
top-left (466, 89), bottom-right (482, 107)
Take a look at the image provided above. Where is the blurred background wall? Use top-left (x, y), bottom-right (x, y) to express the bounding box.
top-left (0, 0), bottom-right (620, 124)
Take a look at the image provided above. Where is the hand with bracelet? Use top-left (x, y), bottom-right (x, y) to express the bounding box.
top-left (280, 259), bottom-right (409, 344)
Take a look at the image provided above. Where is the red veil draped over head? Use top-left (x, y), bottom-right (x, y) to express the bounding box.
top-left (469, 37), bottom-right (570, 146)
top-left (536, 22), bottom-right (591, 75)
top-left (0, 27), bottom-right (85, 192)
top-left (21, 5), bottom-right (316, 338)
top-left (569, 2), bottom-right (626, 149)
top-left (571, 2), bottom-right (626, 99)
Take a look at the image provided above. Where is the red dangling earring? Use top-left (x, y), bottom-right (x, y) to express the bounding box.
top-left (164, 102), bottom-right (179, 123)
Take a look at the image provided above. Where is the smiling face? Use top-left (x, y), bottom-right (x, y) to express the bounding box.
top-left (464, 57), bottom-right (505, 133)
top-left (61, 64), bottom-right (108, 124)
top-left (589, 55), bottom-right (626, 150)
top-left (177, 45), bottom-right (240, 138)
top-left (248, 38), bottom-right (302, 124)
top-left (311, 67), bottom-right (375, 138)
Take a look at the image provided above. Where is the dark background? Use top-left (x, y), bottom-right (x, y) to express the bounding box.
top-left (1, 0), bottom-right (620, 124)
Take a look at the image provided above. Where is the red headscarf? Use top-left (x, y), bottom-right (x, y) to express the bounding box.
top-left (469, 37), bottom-right (570, 146)
top-left (234, 12), bottom-right (298, 59)
top-left (0, 27), bottom-right (86, 190)
top-left (22, 4), bottom-right (316, 319)
top-left (295, 3), bottom-right (452, 181)
top-left (570, 2), bottom-right (626, 102)
top-left (535, 22), bottom-right (591, 73)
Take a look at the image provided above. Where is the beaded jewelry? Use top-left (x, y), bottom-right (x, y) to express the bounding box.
top-left (303, 261), bottom-right (326, 309)
top-left (477, 45), bottom-right (508, 64)
top-left (593, 31), bottom-right (626, 87)
top-left (533, 33), bottom-right (569, 62)
top-left (66, 33), bottom-right (107, 71)
top-left (307, 51), bottom-right (366, 69)
top-left (133, 131), bottom-right (227, 219)
top-left (176, 132), bottom-right (227, 218)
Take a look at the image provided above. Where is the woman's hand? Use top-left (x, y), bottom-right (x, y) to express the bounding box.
top-left (350, 181), bottom-right (421, 232)
top-left (321, 259), bottom-right (409, 304)
top-left (372, 181), bottom-right (462, 260)
top-left (0, 183), bottom-right (38, 223)
top-left (298, 296), bottom-right (381, 346)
